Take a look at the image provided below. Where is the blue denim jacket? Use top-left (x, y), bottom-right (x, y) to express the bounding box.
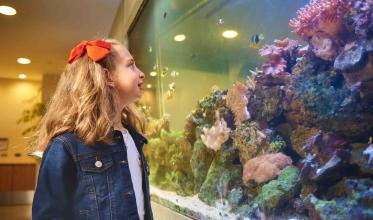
top-left (32, 126), bottom-right (154, 220)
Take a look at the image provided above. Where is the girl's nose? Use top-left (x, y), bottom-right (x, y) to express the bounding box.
top-left (139, 69), bottom-right (145, 79)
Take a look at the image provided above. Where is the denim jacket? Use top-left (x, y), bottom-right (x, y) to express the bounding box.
top-left (32, 126), bottom-right (154, 220)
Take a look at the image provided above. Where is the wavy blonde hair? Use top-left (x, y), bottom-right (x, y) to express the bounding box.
top-left (34, 39), bottom-right (145, 151)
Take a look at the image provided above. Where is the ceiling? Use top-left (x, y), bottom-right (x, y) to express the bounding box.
top-left (0, 0), bottom-right (121, 80)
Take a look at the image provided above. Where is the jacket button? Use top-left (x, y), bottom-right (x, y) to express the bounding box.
top-left (95, 161), bottom-right (103, 168)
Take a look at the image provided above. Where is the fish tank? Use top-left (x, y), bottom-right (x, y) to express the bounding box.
top-left (129, 0), bottom-right (373, 219)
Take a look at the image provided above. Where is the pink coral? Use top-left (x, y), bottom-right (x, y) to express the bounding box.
top-left (289, 0), bottom-right (351, 39)
top-left (258, 38), bottom-right (300, 76)
top-left (242, 153), bottom-right (293, 185)
top-left (226, 81), bottom-right (251, 125)
top-left (262, 58), bottom-right (287, 76)
top-left (201, 111), bottom-right (231, 151)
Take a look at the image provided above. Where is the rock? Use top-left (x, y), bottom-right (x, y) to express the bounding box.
top-left (290, 126), bottom-right (320, 158)
top-left (299, 132), bottom-right (351, 198)
top-left (190, 138), bottom-right (215, 192)
top-left (198, 143), bottom-right (242, 206)
top-left (232, 121), bottom-right (284, 163)
top-left (304, 178), bottom-right (373, 220)
top-left (254, 166), bottom-right (300, 212)
top-left (228, 187), bottom-right (246, 208)
top-left (334, 40), bottom-right (367, 72)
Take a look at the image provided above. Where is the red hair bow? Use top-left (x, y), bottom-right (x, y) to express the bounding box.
top-left (68, 40), bottom-right (111, 64)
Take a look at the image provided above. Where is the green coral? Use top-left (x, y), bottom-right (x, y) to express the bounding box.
top-left (144, 129), bottom-right (195, 196)
top-left (254, 166), bottom-right (300, 212)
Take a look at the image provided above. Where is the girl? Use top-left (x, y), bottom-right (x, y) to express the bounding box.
top-left (32, 39), bottom-right (153, 220)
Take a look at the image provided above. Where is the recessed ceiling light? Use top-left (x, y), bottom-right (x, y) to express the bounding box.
top-left (174, 34), bottom-right (186, 42)
top-left (222, 30), bottom-right (238, 39)
top-left (150, 71), bottom-right (157, 77)
top-left (0, 6), bottom-right (16, 16)
top-left (19, 74), bottom-right (27, 79)
top-left (146, 84), bottom-right (152, 89)
top-left (17, 58), bottom-right (31, 64)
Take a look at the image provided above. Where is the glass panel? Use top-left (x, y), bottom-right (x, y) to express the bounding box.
top-left (130, 0), bottom-right (373, 219)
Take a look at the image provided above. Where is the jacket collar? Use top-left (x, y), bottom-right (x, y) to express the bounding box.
top-left (113, 125), bottom-right (148, 150)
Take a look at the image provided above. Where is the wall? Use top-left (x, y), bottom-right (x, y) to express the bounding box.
top-left (0, 78), bottom-right (41, 164)
top-left (109, 0), bottom-right (145, 46)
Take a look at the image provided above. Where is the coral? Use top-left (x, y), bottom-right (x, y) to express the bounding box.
top-left (289, 0), bottom-right (351, 39)
top-left (363, 144), bottom-right (373, 163)
top-left (289, 0), bottom-right (353, 60)
top-left (226, 81), bottom-right (251, 125)
top-left (201, 111), bottom-right (231, 152)
top-left (232, 121), bottom-right (283, 163)
top-left (254, 166), bottom-right (300, 212)
top-left (258, 38), bottom-right (300, 77)
top-left (144, 130), bottom-right (195, 196)
top-left (310, 34), bottom-right (338, 61)
top-left (242, 153), bottom-right (293, 185)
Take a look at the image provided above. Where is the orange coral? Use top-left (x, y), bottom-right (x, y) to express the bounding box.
top-left (242, 153), bottom-right (293, 185)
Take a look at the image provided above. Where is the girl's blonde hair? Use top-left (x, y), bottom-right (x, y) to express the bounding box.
top-left (34, 39), bottom-right (145, 151)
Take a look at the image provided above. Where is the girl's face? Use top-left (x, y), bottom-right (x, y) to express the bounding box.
top-left (112, 45), bottom-right (145, 108)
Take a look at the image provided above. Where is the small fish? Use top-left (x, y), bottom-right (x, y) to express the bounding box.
top-left (249, 33), bottom-right (264, 49)
top-left (368, 136), bottom-right (372, 144)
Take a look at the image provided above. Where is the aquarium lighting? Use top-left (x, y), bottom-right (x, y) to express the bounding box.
top-left (19, 73), bottom-right (27, 79)
top-left (0, 6), bottom-right (16, 16)
top-left (146, 84), bottom-right (152, 89)
top-left (17, 57), bottom-right (31, 64)
top-left (174, 34), bottom-right (186, 42)
top-left (222, 30), bottom-right (238, 39)
top-left (150, 71), bottom-right (157, 77)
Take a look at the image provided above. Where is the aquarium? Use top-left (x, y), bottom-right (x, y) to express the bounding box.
top-left (129, 0), bottom-right (373, 219)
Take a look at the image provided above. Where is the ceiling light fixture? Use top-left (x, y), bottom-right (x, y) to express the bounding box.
top-left (174, 34), bottom-right (186, 42)
top-left (0, 6), bottom-right (17, 16)
top-left (19, 74), bottom-right (27, 79)
top-left (222, 30), bottom-right (238, 39)
top-left (17, 58), bottom-right (31, 64)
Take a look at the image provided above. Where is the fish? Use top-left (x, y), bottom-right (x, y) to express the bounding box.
top-left (249, 33), bottom-right (264, 49)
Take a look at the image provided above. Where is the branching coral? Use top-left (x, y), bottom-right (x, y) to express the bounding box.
top-left (242, 153), bottom-right (293, 185)
top-left (226, 81), bottom-right (251, 125)
top-left (289, 0), bottom-right (353, 60)
top-left (201, 111), bottom-right (231, 151)
top-left (289, 0), bottom-right (351, 39)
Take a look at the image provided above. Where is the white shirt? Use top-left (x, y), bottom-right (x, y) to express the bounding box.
top-left (121, 130), bottom-right (145, 220)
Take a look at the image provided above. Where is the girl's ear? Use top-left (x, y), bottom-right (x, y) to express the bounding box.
top-left (104, 68), bottom-right (115, 87)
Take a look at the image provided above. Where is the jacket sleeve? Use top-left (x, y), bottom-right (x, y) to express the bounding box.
top-left (32, 137), bottom-right (77, 220)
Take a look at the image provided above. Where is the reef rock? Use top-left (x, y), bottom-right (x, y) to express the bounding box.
top-left (226, 81), bottom-right (251, 125)
top-left (232, 121), bottom-right (285, 163)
